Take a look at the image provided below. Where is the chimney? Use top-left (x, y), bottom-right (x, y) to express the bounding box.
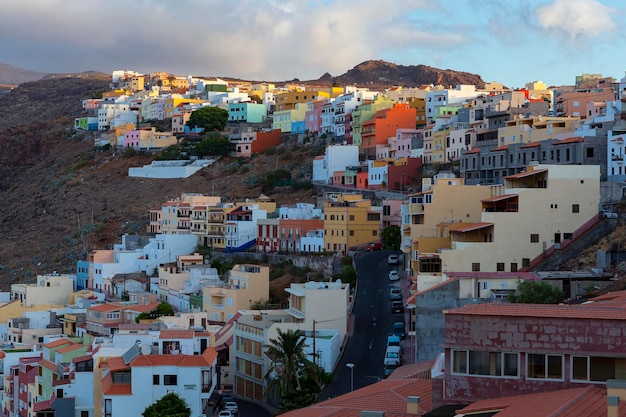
top-left (360, 412), bottom-right (385, 417)
top-left (407, 396), bottom-right (421, 415)
top-left (606, 380), bottom-right (626, 417)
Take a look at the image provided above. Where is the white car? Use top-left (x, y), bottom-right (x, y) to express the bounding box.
top-left (218, 412), bottom-right (233, 417)
top-left (222, 401), bottom-right (239, 415)
top-left (387, 254), bottom-right (399, 265)
top-left (388, 270), bottom-right (400, 281)
top-left (603, 210), bottom-right (619, 219)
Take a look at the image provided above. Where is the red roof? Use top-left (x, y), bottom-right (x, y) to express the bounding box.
top-left (279, 379), bottom-right (432, 417)
top-left (520, 141), bottom-right (541, 148)
top-left (444, 302), bottom-right (626, 320)
top-left (131, 351), bottom-right (216, 368)
top-left (456, 385), bottom-right (626, 417)
top-left (39, 359), bottom-right (58, 372)
top-left (481, 194), bottom-right (518, 203)
top-left (490, 145), bottom-right (509, 152)
top-left (555, 136), bottom-right (583, 145)
top-left (43, 339), bottom-right (71, 349)
top-left (56, 343), bottom-right (83, 354)
top-left (449, 222), bottom-right (493, 233)
top-left (72, 354), bottom-right (93, 364)
top-left (464, 148), bottom-right (480, 154)
top-left (504, 168), bottom-right (547, 179)
top-left (101, 372), bottom-right (132, 396)
top-left (88, 303), bottom-right (123, 312)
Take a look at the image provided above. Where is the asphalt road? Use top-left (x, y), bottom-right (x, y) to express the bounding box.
top-left (320, 249), bottom-right (401, 400)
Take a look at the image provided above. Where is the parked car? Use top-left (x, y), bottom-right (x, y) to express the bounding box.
top-left (391, 300), bottom-right (404, 314)
top-left (384, 345), bottom-right (402, 366)
top-left (219, 394), bottom-right (234, 409)
top-left (602, 209), bottom-right (619, 219)
top-left (218, 412), bottom-right (233, 417)
top-left (384, 363), bottom-right (399, 377)
top-left (389, 287), bottom-right (402, 300)
top-left (365, 242), bottom-right (383, 251)
top-left (222, 401), bottom-right (239, 415)
top-left (387, 254), bottom-right (399, 265)
top-left (388, 270), bottom-right (400, 281)
top-left (387, 335), bottom-right (401, 348)
top-left (393, 321), bottom-right (406, 339)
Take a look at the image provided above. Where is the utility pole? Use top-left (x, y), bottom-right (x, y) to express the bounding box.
top-left (312, 319), bottom-right (316, 366)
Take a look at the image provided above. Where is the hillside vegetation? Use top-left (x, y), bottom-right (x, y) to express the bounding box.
top-left (0, 76), bottom-right (319, 288)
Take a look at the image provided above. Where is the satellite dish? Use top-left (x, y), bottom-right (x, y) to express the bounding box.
top-left (141, 345), bottom-right (151, 355)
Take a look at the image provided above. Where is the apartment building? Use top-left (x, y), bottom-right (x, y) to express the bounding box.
top-left (323, 193), bottom-right (382, 254)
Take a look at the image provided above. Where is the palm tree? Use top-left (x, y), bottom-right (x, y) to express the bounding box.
top-left (264, 328), bottom-right (308, 398)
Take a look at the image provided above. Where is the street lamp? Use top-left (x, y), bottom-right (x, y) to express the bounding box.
top-left (346, 363), bottom-right (355, 392)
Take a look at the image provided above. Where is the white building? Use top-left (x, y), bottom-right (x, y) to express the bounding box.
top-left (278, 203), bottom-right (322, 220)
top-left (312, 145), bottom-right (360, 184)
top-left (102, 346), bottom-right (218, 417)
top-left (300, 229), bottom-right (325, 253)
top-left (225, 205), bottom-right (267, 252)
top-left (425, 85), bottom-right (480, 123)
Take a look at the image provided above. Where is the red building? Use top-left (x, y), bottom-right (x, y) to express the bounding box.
top-left (256, 218), bottom-right (323, 253)
top-left (441, 291), bottom-right (626, 406)
top-left (361, 103), bottom-right (416, 158)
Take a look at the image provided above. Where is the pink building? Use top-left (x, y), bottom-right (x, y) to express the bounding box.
top-left (441, 291), bottom-right (626, 406)
top-left (395, 128), bottom-right (421, 158)
top-left (555, 88), bottom-right (614, 118)
top-left (305, 100), bottom-right (325, 135)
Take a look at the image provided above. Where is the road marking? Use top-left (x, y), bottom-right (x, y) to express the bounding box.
top-left (369, 341), bottom-right (373, 349)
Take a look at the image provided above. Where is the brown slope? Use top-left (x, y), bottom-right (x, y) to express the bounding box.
top-left (0, 76), bottom-right (317, 287)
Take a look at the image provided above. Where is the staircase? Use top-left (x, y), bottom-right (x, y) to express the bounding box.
top-left (520, 214), bottom-right (612, 272)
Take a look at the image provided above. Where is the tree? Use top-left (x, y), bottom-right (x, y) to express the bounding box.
top-left (135, 302), bottom-right (175, 323)
top-left (381, 225), bottom-right (401, 250)
top-left (508, 280), bottom-right (565, 304)
top-left (194, 133), bottom-right (233, 157)
top-left (249, 94), bottom-right (263, 104)
top-left (186, 106), bottom-right (228, 132)
top-left (265, 329), bottom-right (308, 398)
top-left (142, 392), bottom-right (190, 417)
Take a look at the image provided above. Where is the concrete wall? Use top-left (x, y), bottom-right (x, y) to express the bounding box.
top-left (128, 159), bottom-right (216, 178)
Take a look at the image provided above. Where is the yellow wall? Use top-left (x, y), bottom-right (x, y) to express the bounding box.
top-left (324, 195), bottom-right (381, 254)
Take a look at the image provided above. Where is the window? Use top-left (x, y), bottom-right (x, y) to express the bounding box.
top-left (153, 374), bottom-right (160, 385)
top-left (452, 350), bottom-right (519, 377)
top-left (164, 374), bottom-right (178, 385)
top-left (349, 215), bottom-right (355, 221)
top-left (572, 204), bottom-right (579, 213)
top-left (104, 399), bottom-right (112, 417)
top-left (527, 353), bottom-right (563, 379)
top-left (530, 234), bottom-right (539, 243)
top-left (510, 263), bottom-right (517, 272)
top-left (349, 230), bottom-right (354, 236)
top-left (472, 263), bottom-right (480, 272)
top-left (522, 258), bottom-right (530, 267)
top-left (572, 356), bottom-right (616, 382)
top-left (497, 263), bottom-right (505, 271)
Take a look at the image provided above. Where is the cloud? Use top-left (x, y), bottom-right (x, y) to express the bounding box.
top-left (535, 0), bottom-right (617, 44)
top-left (0, 0), bottom-right (472, 80)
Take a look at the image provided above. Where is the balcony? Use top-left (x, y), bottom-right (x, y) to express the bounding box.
top-left (611, 154), bottom-right (624, 161)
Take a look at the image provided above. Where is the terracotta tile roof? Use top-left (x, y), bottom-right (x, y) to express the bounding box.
top-left (72, 354), bottom-right (92, 364)
top-left (414, 278), bottom-right (457, 297)
top-left (445, 301), bottom-right (626, 320)
top-left (39, 359), bottom-right (58, 372)
top-left (520, 141), bottom-right (542, 148)
top-left (387, 360), bottom-right (434, 380)
top-left (504, 168), bottom-right (547, 179)
top-left (101, 372), bottom-right (132, 396)
top-left (88, 303), bottom-right (123, 312)
top-left (456, 385), bottom-right (619, 417)
top-left (445, 271), bottom-right (539, 281)
top-left (490, 145), bottom-right (509, 152)
top-left (43, 339), bottom-right (71, 349)
top-left (106, 356), bottom-right (130, 372)
top-left (481, 193), bottom-right (518, 203)
top-left (56, 343), bottom-right (83, 354)
top-left (33, 397), bottom-right (55, 412)
top-left (464, 148), bottom-right (480, 154)
top-left (52, 378), bottom-right (71, 386)
top-left (449, 222), bottom-right (493, 233)
top-left (555, 136), bottom-right (584, 145)
top-left (279, 379), bottom-right (432, 417)
top-left (159, 329), bottom-right (194, 339)
top-left (130, 350), bottom-right (217, 368)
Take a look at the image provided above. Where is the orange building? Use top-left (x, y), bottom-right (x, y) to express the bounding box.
top-left (361, 103), bottom-right (416, 157)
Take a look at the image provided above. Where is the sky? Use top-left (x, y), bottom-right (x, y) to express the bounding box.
top-left (1, 0), bottom-right (625, 88)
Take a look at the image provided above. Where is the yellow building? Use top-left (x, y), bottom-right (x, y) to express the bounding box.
top-left (10, 274), bottom-right (74, 307)
top-left (431, 129), bottom-right (448, 164)
top-left (406, 164), bottom-right (600, 290)
top-left (160, 194), bottom-right (222, 235)
top-left (498, 115), bottom-right (581, 146)
top-left (274, 88), bottom-right (340, 111)
top-left (164, 97), bottom-right (206, 119)
top-left (203, 264), bottom-right (270, 323)
top-left (272, 102), bottom-right (309, 133)
top-left (323, 193), bottom-right (382, 254)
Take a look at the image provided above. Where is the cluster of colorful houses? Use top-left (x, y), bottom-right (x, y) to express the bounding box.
top-left (5, 69), bottom-right (624, 415)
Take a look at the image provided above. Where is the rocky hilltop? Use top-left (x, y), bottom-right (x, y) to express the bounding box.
top-left (0, 62), bottom-right (47, 85)
top-left (314, 60), bottom-right (485, 88)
